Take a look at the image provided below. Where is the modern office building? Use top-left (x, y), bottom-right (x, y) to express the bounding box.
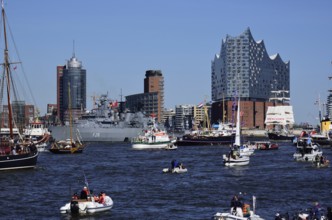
top-left (126, 70), bottom-right (164, 122)
top-left (211, 28), bottom-right (290, 128)
top-left (57, 53), bottom-right (86, 124)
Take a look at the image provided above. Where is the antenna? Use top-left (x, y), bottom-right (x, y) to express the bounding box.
top-left (72, 40), bottom-right (75, 57)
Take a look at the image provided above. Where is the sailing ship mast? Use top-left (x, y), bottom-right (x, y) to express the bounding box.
top-left (68, 82), bottom-right (73, 145)
top-left (2, 1), bottom-right (15, 139)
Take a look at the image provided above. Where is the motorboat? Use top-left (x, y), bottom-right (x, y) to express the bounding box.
top-left (214, 196), bottom-right (264, 220)
top-left (293, 137), bottom-right (323, 162)
top-left (312, 156), bottom-right (330, 168)
top-left (60, 196), bottom-right (113, 214)
top-left (213, 210), bottom-right (264, 220)
top-left (248, 141), bottom-right (279, 150)
top-left (164, 143), bottom-right (177, 150)
top-left (60, 186), bottom-right (113, 214)
top-left (132, 120), bottom-right (172, 149)
top-left (162, 167), bottom-right (187, 174)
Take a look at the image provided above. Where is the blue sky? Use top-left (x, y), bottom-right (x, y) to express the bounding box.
top-left (3, 0), bottom-right (332, 126)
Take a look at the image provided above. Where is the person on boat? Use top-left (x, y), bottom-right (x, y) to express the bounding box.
top-left (320, 156), bottom-right (326, 165)
top-left (98, 192), bottom-right (105, 204)
top-left (171, 159), bottom-right (179, 169)
top-left (310, 202), bottom-right (321, 219)
top-left (80, 186), bottom-right (89, 200)
top-left (179, 163), bottom-right (185, 169)
top-left (230, 195), bottom-right (243, 216)
top-left (102, 192), bottom-right (112, 205)
top-left (71, 193), bottom-right (79, 200)
top-left (242, 203), bottom-right (250, 217)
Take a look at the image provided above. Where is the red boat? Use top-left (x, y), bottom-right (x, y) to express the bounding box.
top-left (254, 141), bottom-right (279, 150)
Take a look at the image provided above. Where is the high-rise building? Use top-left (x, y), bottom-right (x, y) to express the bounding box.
top-left (211, 28), bottom-right (290, 128)
top-left (126, 70), bottom-right (164, 122)
top-left (57, 53), bottom-right (86, 124)
top-left (144, 70), bottom-right (164, 122)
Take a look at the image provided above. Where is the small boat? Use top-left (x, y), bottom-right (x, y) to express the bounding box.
top-left (249, 141), bottom-right (279, 150)
top-left (312, 155), bottom-right (330, 168)
top-left (60, 187), bottom-right (113, 214)
top-left (293, 137), bottom-right (323, 162)
top-left (214, 196), bottom-right (264, 220)
top-left (164, 143), bottom-right (177, 150)
top-left (49, 138), bottom-right (84, 154)
top-left (163, 160), bottom-right (187, 173)
top-left (162, 167), bottom-right (187, 174)
top-left (222, 96), bottom-right (250, 167)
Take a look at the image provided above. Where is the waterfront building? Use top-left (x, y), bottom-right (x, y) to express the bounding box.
top-left (56, 53), bottom-right (86, 124)
top-left (211, 28), bottom-right (290, 128)
top-left (1, 102), bottom-right (34, 131)
top-left (126, 92), bottom-right (159, 118)
top-left (174, 104), bottom-right (211, 131)
top-left (162, 108), bottom-right (175, 129)
top-left (126, 70), bottom-right (164, 122)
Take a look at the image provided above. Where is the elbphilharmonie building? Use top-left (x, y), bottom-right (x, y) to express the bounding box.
top-left (211, 28), bottom-right (290, 128)
top-left (211, 28), bottom-right (290, 102)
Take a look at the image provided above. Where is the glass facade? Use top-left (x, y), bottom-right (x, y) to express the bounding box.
top-left (60, 55), bottom-right (86, 123)
top-left (211, 28), bottom-right (290, 102)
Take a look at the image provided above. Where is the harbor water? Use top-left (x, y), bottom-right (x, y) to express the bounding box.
top-left (0, 142), bottom-right (331, 219)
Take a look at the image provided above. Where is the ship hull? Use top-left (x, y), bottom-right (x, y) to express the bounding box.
top-left (49, 125), bottom-right (143, 142)
top-left (268, 132), bottom-right (295, 142)
top-left (0, 151), bottom-right (39, 171)
top-left (176, 134), bottom-right (235, 146)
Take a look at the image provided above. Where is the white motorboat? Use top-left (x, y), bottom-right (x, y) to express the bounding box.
top-left (214, 196), bottom-right (264, 220)
top-left (222, 96), bottom-right (250, 167)
top-left (60, 198), bottom-right (113, 214)
top-left (162, 167), bottom-right (187, 174)
top-left (214, 209), bottom-right (264, 220)
top-left (131, 123), bottom-right (172, 149)
top-left (164, 143), bottom-right (178, 150)
top-left (293, 137), bottom-right (323, 162)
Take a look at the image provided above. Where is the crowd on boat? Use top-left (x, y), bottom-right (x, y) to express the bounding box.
top-left (60, 185), bottom-right (113, 214)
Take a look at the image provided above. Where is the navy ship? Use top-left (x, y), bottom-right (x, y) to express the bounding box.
top-left (49, 94), bottom-right (150, 142)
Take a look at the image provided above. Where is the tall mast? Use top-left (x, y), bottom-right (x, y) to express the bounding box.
top-left (2, 1), bottom-right (14, 138)
top-left (68, 82), bottom-right (73, 145)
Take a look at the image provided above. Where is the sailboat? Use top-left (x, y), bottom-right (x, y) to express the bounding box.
top-left (222, 96), bottom-right (250, 167)
top-left (49, 82), bottom-right (85, 154)
top-left (0, 2), bottom-right (39, 170)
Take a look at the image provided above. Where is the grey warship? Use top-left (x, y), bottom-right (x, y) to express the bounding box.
top-left (49, 94), bottom-right (150, 142)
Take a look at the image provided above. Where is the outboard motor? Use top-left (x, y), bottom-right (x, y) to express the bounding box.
top-left (70, 200), bottom-right (79, 214)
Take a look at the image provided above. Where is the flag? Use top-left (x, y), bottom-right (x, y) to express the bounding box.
top-left (197, 102), bottom-right (204, 108)
top-left (83, 172), bottom-right (89, 188)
